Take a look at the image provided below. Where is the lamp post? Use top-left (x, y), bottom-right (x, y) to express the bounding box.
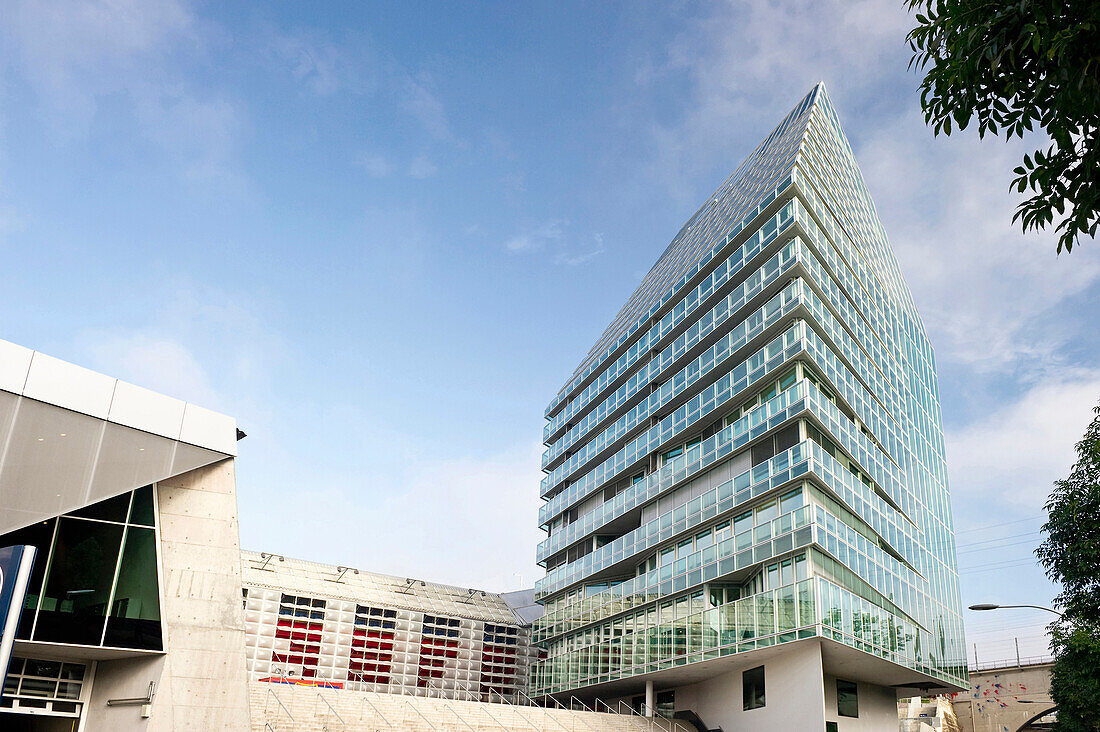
top-left (968, 604), bottom-right (1062, 668)
top-left (968, 603), bottom-right (1063, 617)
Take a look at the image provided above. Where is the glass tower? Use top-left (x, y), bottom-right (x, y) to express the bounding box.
top-left (532, 85), bottom-right (966, 698)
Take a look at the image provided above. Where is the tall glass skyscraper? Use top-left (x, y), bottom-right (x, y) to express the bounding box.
top-left (533, 85), bottom-right (966, 729)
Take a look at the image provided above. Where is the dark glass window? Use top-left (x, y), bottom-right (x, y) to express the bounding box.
top-left (0, 518), bottom-right (56, 639)
top-left (774, 424), bottom-right (800, 453)
top-left (104, 527), bottom-right (162, 650)
top-left (751, 441), bottom-right (775, 466)
top-left (34, 518), bottom-right (123, 645)
top-left (837, 679), bottom-right (858, 717)
top-left (826, 722), bottom-right (838, 732)
top-left (128, 485), bottom-right (156, 526)
top-left (68, 492), bottom-right (131, 523)
top-left (743, 665), bottom-right (765, 710)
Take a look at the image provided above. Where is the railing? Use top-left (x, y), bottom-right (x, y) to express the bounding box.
top-left (970, 654), bottom-right (1054, 672)
top-left (567, 697), bottom-right (598, 732)
top-left (404, 699), bottom-right (437, 730)
top-left (357, 692), bottom-right (392, 728)
top-left (263, 687), bottom-right (294, 730)
top-left (316, 691), bottom-right (346, 731)
top-left (441, 701), bottom-right (478, 732)
top-left (492, 689), bottom-right (544, 731)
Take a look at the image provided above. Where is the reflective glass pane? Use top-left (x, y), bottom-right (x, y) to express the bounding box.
top-left (34, 517), bottom-right (124, 645)
top-left (0, 518), bottom-right (56, 638)
top-left (104, 527), bottom-right (162, 650)
top-left (68, 492), bottom-right (131, 523)
top-left (128, 484), bottom-right (156, 527)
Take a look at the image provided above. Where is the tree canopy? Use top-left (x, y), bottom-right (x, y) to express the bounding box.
top-left (907, 1), bottom-right (1100, 253)
top-left (1036, 401), bottom-right (1100, 731)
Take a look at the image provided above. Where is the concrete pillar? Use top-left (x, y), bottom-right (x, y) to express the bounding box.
top-left (645, 679), bottom-right (655, 718)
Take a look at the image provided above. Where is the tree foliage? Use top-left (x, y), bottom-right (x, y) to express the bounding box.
top-left (907, 1), bottom-right (1100, 253)
top-left (1037, 402), bottom-right (1100, 731)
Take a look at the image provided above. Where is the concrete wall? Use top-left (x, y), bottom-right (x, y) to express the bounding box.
top-left (84, 459), bottom-right (251, 731)
top-left (673, 640), bottom-right (827, 731)
top-left (823, 672), bottom-right (898, 732)
top-left (951, 663), bottom-right (1054, 732)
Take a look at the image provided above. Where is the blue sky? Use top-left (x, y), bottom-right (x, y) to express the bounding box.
top-left (2, 1), bottom-right (1097, 665)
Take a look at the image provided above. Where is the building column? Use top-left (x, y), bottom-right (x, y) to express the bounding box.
top-left (645, 679), bottom-right (654, 718)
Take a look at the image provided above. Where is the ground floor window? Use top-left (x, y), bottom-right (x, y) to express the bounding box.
top-left (837, 678), bottom-right (858, 717)
top-left (743, 665), bottom-right (765, 710)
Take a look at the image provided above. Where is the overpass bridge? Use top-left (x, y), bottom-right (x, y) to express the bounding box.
top-left (948, 659), bottom-right (1055, 732)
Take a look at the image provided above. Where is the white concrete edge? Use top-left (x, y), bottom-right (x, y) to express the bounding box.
top-left (0, 336), bottom-right (237, 456)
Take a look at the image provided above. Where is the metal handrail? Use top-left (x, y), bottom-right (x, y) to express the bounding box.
top-left (475, 696), bottom-right (513, 731)
top-left (491, 689), bottom-right (543, 731)
top-left (316, 692), bottom-right (346, 730)
top-left (618, 700), bottom-right (655, 732)
top-left (441, 702), bottom-right (478, 732)
top-left (265, 687), bottom-right (295, 722)
top-left (405, 699), bottom-right (437, 730)
top-left (451, 678), bottom-right (479, 703)
top-left (516, 688), bottom-right (550, 710)
top-left (567, 697), bottom-right (597, 732)
top-left (358, 693), bottom-right (391, 727)
top-left (533, 700), bottom-right (572, 732)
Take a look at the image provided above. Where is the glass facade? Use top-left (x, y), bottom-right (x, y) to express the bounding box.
top-left (0, 485), bottom-right (164, 652)
top-left (534, 85), bottom-right (966, 696)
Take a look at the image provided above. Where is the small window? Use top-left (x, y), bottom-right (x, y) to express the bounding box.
top-left (755, 500), bottom-right (777, 524)
top-left (837, 679), bottom-right (858, 717)
top-left (778, 369), bottom-right (797, 391)
top-left (743, 665), bottom-right (765, 710)
top-left (751, 441), bottom-right (775, 466)
top-left (632, 473), bottom-right (646, 485)
top-left (663, 446), bottom-right (684, 462)
top-left (826, 722), bottom-right (838, 732)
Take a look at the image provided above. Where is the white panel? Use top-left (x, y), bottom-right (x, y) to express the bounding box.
top-left (179, 403), bottom-right (236, 455)
top-left (0, 339), bottom-right (33, 395)
top-left (0, 399), bottom-right (103, 534)
top-left (108, 380), bottom-right (186, 440)
top-left (22, 352), bottom-right (116, 419)
top-left (169, 441), bottom-right (227, 479)
top-left (85, 423), bottom-right (177, 505)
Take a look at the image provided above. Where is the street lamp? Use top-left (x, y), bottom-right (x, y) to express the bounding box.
top-left (968, 603), bottom-right (1063, 617)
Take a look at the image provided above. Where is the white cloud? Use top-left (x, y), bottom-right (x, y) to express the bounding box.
top-left (83, 333), bottom-right (221, 408)
top-left (505, 220), bottom-right (565, 253)
top-left (402, 74), bottom-right (452, 143)
top-left (134, 86), bottom-right (246, 192)
top-left (257, 443), bottom-right (546, 592)
top-left (946, 373), bottom-right (1100, 509)
top-left (407, 154), bottom-right (438, 179)
top-left (505, 221), bottom-right (607, 268)
top-left (857, 112), bottom-right (1100, 376)
top-left (642, 0), bottom-right (912, 199)
top-left (270, 32), bottom-right (343, 95)
top-left (557, 233), bottom-right (606, 266)
top-left (74, 285), bottom-right (282, 415)
top-left (357, 152), bottom-right (394, 178)
top-left (3, 0), bottom-right (194, 126)
top-left (2, 0), bottom-right (248, 193)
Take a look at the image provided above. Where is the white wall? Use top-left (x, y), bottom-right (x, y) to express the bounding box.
top-left (822, 672), bottom-right (899, 732)
top-left (673, 640), bottom-right (827, 731)
top-left (85, 459), bottom-right (251, 731)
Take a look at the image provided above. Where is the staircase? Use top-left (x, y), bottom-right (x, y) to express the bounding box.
top-left (250, 681), bottom-right (696, 732)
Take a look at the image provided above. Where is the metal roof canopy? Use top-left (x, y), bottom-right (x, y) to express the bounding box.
top-left (0, 338), bottom-right (236, 535)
